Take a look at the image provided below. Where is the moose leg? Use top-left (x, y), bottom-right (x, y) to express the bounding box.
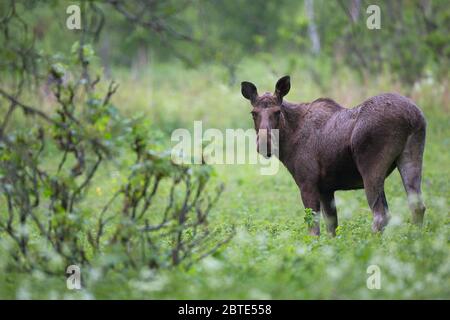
top-left (396, 132), bottom-right (426, 225)
top-left (363, 177), bottom-right (390, 232)
top-left (300, 185), bottom-right (321, 236)
top-left (397, 162), bottom-right (425, 225)
top-left (320, 192), bottom-right (338, 236)
top-left (351, 126), bottom-right (406, 232)
top-left (354, 151), bottom-right (393, 232)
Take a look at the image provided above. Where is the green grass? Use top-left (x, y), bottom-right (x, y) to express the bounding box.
top-left (0, 60), bottom-right (449, 299)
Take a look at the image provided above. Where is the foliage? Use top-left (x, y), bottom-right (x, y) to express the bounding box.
top-left (6, 0), bottom-right (447, 84)
top-left (1, 58), bottom-right (448, 299)
top-left (0, 1), bottom-right (230, 277)
top-left (0, 0), bottom-right (448, 300)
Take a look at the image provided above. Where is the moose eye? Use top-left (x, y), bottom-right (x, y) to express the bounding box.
top-left (250, 111), bottom-right (257, 118)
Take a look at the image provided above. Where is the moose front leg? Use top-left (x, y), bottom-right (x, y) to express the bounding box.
top-left (320, 192), bottom-right (338, 236)
top-left (300, 185), bottom-right (321, 236)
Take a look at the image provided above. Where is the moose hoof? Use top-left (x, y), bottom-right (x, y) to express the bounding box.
top-left (372, 215), bottom-right (390, 233)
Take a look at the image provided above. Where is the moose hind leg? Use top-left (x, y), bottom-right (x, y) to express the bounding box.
top-left (320, 192), bottom-right (338, 236)
top-left (354, 147), bottom-right (397, 232)
top-left (362, 176), bottom-right (390, 232)
top-left (396, 132), bottom-right (426, 225)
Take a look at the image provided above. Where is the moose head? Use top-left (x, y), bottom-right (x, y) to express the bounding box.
top-left (241, 76), bottom-right (291, 158)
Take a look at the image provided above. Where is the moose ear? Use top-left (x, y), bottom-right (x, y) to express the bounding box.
top-left (275, 75), bottom-right (291, 103)
top-left (241, 81), bottom-right (258, 103)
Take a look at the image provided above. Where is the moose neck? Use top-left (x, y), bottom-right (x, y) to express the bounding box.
top-left (277, 101), bottom-right (309, 169)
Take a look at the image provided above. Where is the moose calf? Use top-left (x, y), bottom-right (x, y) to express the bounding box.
top-left (241, 76), bottom-right (426, 235)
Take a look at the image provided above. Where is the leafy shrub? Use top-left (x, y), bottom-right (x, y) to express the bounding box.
top-left (0, 43), bottom-right (232, 275)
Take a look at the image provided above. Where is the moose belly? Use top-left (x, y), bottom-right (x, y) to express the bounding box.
top-left (318, 157), bottom-right (397, 191)
top-left (318, 158), bottom-right (364, 191)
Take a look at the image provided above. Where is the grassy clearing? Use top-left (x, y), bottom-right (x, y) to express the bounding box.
top-left (0, 61), bottom-right (449, 299)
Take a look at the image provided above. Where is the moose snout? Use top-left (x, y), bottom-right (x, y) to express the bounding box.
top-left (257, 128), bottom-right (272, 158)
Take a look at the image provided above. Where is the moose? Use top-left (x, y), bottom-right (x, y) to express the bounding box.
top-left (241, 76), bottom-right (426, 235)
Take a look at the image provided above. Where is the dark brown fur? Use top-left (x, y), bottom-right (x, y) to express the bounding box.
top-left (241, 76), bottom-right (426, 235)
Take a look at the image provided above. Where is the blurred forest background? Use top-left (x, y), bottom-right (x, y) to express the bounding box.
top-left (0, 0), bottom-right (449, 299)
top-left (25, 0), bottom-right (450, 83)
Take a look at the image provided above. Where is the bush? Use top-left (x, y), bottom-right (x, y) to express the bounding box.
top-left (0, 44), bottom-right (232, 275)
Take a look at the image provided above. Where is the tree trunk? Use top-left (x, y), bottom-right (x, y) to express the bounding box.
top-left (305, 0), bottom-right (320, 55)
